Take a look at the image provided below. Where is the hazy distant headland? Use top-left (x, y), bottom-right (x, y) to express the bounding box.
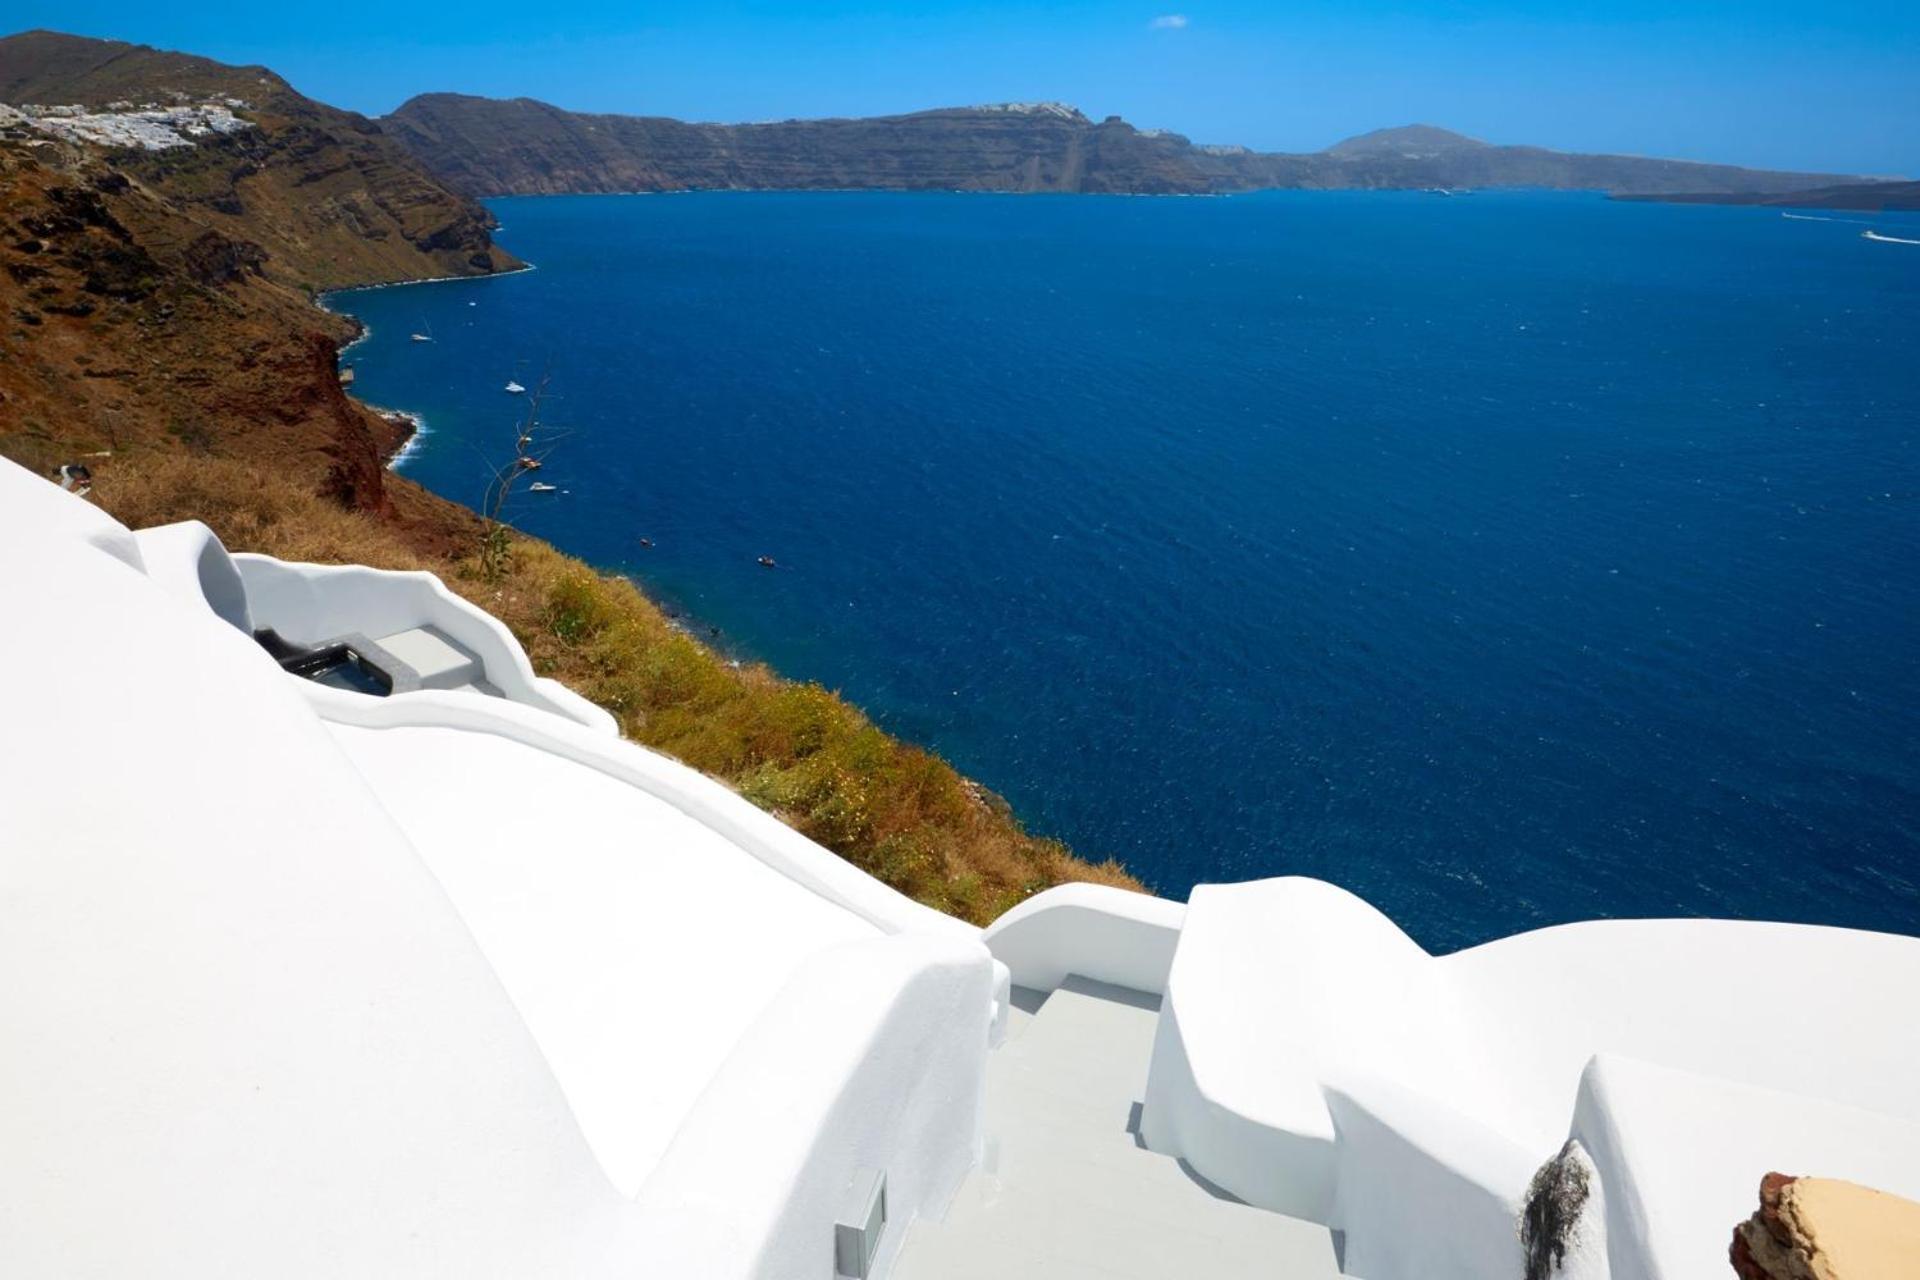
top-left (1615, 179), bottom-right (1920, 212)
top-left (383, 95), bottom-right (1884, 201)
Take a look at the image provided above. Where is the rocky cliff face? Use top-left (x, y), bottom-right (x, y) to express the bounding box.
top-left (1, 31), bottom-right (519, 289)
top-left (383, 97), bottom-right (1228, 196)
top-left (0, 31), bottom-right (520, 513)
top-left (385, 100), bottom-right (1870, 200)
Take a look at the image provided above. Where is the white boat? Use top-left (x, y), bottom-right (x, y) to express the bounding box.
top-left (409, 332), bottom-right (432, 343)
top-left (504, 381), bottom-right (526, 394)
top-left (528, 481), bottom-right (558, 493)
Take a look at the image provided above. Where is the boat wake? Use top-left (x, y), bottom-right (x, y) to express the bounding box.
top-left (1782, 211), bottom-right (1869, 225)
top-left (1863, 230), bottom-right (1920, 246)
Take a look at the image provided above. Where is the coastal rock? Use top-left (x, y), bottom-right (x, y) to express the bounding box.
top-left (1730, 1174), bottom-right (1920, 1280)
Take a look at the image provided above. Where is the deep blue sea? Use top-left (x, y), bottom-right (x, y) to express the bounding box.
top-left (333, 189), bottom-right (1920, 951)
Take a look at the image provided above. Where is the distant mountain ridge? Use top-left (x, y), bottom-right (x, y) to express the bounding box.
top-left (1325, 124), bottom-right (1488, 159)
top-left (384, 98), bottom-right (1878, 200)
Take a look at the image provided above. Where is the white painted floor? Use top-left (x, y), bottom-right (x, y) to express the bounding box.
top-left (895, 978), bottom-right (1343, 1280)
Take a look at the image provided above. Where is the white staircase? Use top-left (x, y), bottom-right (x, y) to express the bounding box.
top-left (892, 977), bottom-right (1341, 1279)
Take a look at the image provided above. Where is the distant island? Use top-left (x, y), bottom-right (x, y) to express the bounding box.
top-left (384, 95), bottom-right (1882, 201)
top-left (1616, 179), bottom-right (1920, 213)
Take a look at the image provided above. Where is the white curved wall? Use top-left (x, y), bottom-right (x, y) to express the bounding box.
top-left (308, 686), bottom-right (972, 940)
top-left (1571, 1054), bottom-right (1920, 1280)
top-left (1323, 1070), bottom-right (1535, 1280)
top-left (233, 553), bottom-right (617, 732)
top-left (983, 882), bottom-right (1186, 994)
top-left (627, 934), bottom-right (995, 1279)
top-left (1, 466), bottom-right (641, 1278)
top-left (332, 720), bottom-right (887, 1195)
top-left (133, 521), bottom-right (253, 633)
top-left (1139, 876), bottom-right (1920, 1280)
top-left (1452, 917), bottom-right (1920, 1140)
top-left (1140, 877), bottom-right (1483, 1222)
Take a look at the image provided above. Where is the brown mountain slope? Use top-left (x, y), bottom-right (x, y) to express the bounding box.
top-left (0, 30), bottom-right (526, 507)
top-left (385, 96), bottom-right (1876, 200)
top-left (1, 30), bottom-right (519, 289)
top-left (0, 134), bottom-right (423, 511)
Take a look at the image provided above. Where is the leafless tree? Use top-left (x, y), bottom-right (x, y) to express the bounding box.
top-left (478, 367), bottom-right (568, 580)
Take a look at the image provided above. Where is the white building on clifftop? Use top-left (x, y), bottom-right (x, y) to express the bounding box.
top-left (2, 453), bottom-right (1915, 1279)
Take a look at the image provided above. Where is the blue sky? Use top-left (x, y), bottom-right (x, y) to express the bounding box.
top-left (14, 1), bottom-right (1918, 174)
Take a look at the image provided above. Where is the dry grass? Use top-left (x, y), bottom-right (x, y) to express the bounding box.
top-left (99, 453), bottom-right (431, 572)
top-left (94, 452), bottom-right (1143, 924)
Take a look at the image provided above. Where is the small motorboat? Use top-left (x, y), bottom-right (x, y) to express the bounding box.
top-left (517, 457), bottom-right (543, 471)
top-left (410, 332), bottom-right (432, 343)
top-left (757, 555), bottom-right (777, 569)
top-left (529, 481), bottom-right (559, 493)
top-left (504, 380), bottom-right (526, 394)
top-left (639, 537), bottom-right (654, 549)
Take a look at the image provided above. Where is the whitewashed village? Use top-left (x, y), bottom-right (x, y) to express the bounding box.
top-left (0, 95), bottom-right (251, 149)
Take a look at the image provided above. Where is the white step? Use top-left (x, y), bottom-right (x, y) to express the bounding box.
top-left (892, 978), bottom-right (1342, 1280)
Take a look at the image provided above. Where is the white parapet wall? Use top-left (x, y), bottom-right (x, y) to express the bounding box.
top-left (982, 882), bottom-right (1187, 995)
top-left (313, 686), bottom-right (974, 942)
top-left (128, 520), bottom-right (255, 633)
top-left (1567, 1054), bottom-right (1920, 1280)
top-left (230, 552), bottom-right (619, 732)
top-left (1138, 876), bottom-right (1920, 1280)
top-left (129, 518), bottom-right (616, 731)
top-left (626, 933), bottom-right (996, 1279)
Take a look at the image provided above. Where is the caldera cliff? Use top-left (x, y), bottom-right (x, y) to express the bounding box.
top-left (384, 96), bottom-right (1875, 200)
